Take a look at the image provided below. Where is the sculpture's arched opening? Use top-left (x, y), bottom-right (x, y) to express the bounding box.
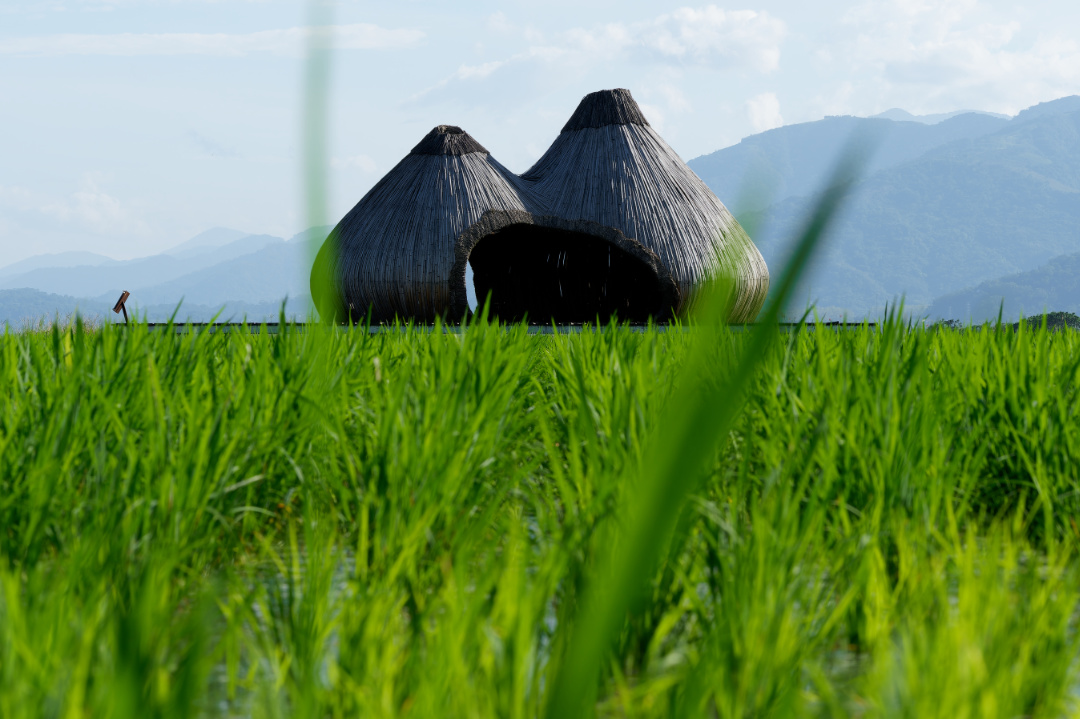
top-left (467, 223), bottom-right (670, 323)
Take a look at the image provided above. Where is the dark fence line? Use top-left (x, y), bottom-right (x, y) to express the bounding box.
top-left (135, 321), bottom-right (878, 335)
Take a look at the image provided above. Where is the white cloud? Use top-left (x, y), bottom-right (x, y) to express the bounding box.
top-left (452, 60), bottom-right (507, 81)
top-left (3, 0), bottom-right (276, 10)
top-left (841, 0), bottom-right (1080, 114)
top-left (640, 7), bottom-right (785, 72)
top-left (407, 60), bottom-right (509, 102)
top-left (332, 155), bottom-right (377, 173)
top-left (529, 6), bottom-right (785, 71)
top-left (746, 92), bottom-right (783, 132)
top-left (638, 103), bottom-right (667, 133)
top-left (40, 175), bottom-right (147, 236)
top-left (485, 12), bottom-right (516, 35)
top-left (654, 84), bottom-right (693, 114)
top-left (188, 131), bottom-right (240, 159)
top-left (0, 185), bottom-right (39, 212)
top-left (412, 5), bottom-right (785, 104)
top-left (0, 23), bottom-right (424, 57)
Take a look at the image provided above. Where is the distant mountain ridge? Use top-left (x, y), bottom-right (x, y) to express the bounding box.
top-left (0, 287), bottom-right (313, 329)
top-left (689, 111), bottom-right (1010, 214)
top-left (0, 251), bottom-right (117, 279)
top-left (870, 108), bottom-right (1010, 124)
top-left (1013, 96), bottom-right (1080, 123)
top-left (0, 233), bottom-right (289, 298)
top-left (689, 95), bottom-right (1080, 319)
top-left (928, 251), bottom-right (1080, 322)
top-left (130, 239), bottom-right (314, 307)
top-left (5, 94), bottom-right (1080, 327)
top-left (0, 227), bottom-right (329, 326)
top-left (164, 227), bottom-right (250, 257)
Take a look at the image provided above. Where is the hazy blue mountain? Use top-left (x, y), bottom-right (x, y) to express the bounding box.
top-left (164, 227), bottom-right (249, 256)
top-left (124, 234), bottom-right (315, 307)
top-left (741, 98), bottom-right (1080, 319)
top-left (10, 93), bottom-right (1080, 328)
top-left (121, 296), bottom-right (314, 323)
top-left (870, 108), bottom-right (1009, 124)
top-left (118, 226), bottom-right (331, 308)
top-left (928, 251), bottom-right (1080, 322)
top-left (1013, 96), bottom-right (1080, 123)
top-left (0, 287), bottom-right (313, 329)
top-left (0, 226), bottom-right (332, 328)
top-left (0, 251), bottom-right (117, 279)
top-left (0, 288), bottom-right (91, 328)
top-left (0, 232), bottom-right (285, 298)
top-left (167, 232), bottom-right (283, 261)
top-left (288, 226), bottom-right (334, 246)
top-left (688, 112), bottom-right (1009, 213)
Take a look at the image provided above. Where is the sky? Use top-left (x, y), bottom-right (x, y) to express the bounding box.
top-left (1, 0), bottom-right (1079, 265)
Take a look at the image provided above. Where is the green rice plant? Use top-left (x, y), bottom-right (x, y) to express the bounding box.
top-left (855, 527), bottom-right (1078, 718)
top-left (543, 146), bottom-right (868, 718)
top-left (3, 306), bottom-right (1080, 716)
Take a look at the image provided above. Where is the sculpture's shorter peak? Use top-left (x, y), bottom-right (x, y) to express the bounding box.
top-left (410, 125), bottom-right (489, 156)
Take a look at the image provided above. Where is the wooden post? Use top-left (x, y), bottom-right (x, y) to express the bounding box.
top-left (113, 291), bottom-right (130, 324)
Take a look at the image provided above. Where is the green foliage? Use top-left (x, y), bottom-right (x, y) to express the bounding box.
top-left (1014, 311), bottom-right (1080, 331)
top-left (2, 316), bottom-right (1080, 717)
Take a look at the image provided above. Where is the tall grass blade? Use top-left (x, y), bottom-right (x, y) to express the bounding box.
top-left (305, 0), bottom-right (334, 323)
top-left (543, 143), bottom-right (870, 718)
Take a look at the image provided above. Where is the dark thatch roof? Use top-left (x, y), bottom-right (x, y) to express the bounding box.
top-left (312, 89), bottom-right (770, 324)
top-left (311, 124), bottom-right (543, 323)
top-left (522, 89), bottom-right (769, 321)
top-left (409, 124), bottom-right (489, 156)
top-left (561, 87), bottom-right (649, 131)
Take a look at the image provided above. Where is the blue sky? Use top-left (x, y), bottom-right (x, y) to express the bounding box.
top-left (1, 0), bottom-right (1078, 265)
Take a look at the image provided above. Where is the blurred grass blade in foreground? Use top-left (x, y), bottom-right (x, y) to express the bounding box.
top-left (543, 141), bottom-right (872, 718)
top-left (305, 0), bottom-right (334, 324)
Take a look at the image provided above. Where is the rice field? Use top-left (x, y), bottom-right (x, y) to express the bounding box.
top-left (1, 312), bottom-right (1079, 718)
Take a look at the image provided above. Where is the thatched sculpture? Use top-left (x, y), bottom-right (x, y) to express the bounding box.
top-left (310, 125), bottom-right (540, 323)
top-left (312, 89), bottom-right (769, 324)
top-left (520, 89), bottom-right (769, 320)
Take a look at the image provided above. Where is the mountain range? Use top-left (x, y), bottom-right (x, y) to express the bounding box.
top-left (0, 228), bottom-right (326, 328)
top-left (928, 250), bottom-right (1080, 322)
top-left (690, 111), bottom-right (1012, 215)
top-left (3, 95), bottom-right (1080, 326)
top-left (689, 96), bottom-right (1080, 319)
